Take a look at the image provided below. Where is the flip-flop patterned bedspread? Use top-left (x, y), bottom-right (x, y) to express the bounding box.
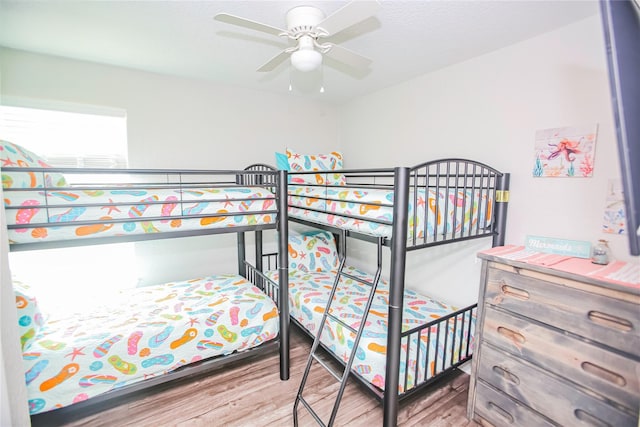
top-left (288, 185), bottom-right (492, 240)
top-left (267, 267), bottom-right (474, 393)
top-left (23, 275), bottom-right (279, 415)
top-left (4, 186), bottom-right (276, 245)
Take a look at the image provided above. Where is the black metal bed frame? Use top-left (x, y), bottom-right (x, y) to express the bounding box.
top-left (3, 164), bottom-right (290, 424)
top-left (278, 159), bottom-right (509, 426)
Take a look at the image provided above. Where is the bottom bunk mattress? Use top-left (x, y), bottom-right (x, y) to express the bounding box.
top-left (267, 267), bottom-right (475, 394)
top-left (16, 274), bottom-right (279, 415)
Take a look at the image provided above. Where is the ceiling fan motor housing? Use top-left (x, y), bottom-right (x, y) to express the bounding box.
top-left (286, 6), bottom-right (325, 37)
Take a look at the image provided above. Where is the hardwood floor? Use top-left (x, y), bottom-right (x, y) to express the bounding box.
top-left (33, 327), bottom-right (478, 427)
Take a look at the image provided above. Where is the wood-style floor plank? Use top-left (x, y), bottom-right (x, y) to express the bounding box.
top-left (33, 327), bottom-right (478, 427)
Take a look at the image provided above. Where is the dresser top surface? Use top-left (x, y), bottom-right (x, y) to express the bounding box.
top-left (479, 245), bottom-right (640, 296)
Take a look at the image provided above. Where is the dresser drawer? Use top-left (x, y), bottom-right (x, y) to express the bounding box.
top-left (473, 380), bottom-right (555, 427)
top-left (482, 305), bottom-right (639, 412)
top-left (477, 343), bottom-right (637, 427)
top-left (485, 266), bottom-right (639, 356)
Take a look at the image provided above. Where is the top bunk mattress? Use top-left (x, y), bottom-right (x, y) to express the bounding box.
top-left (288, 185), bottom-right (493, 242)
top-left (4, 184), bottom-right (277, 246)
top-left (1, 140), bottom-right (281, 248)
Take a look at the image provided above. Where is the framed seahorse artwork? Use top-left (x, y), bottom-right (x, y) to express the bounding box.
top-left (533, 124), bottom-right (598, 177)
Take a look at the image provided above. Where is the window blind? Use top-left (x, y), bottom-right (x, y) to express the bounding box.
top-left (0, 104), bottom-right (128, 167)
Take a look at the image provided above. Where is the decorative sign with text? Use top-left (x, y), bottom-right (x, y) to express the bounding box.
top-left (525, 235), bottom-right (592, 258)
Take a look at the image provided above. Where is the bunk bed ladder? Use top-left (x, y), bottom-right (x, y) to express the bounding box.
top-left (294, 237), bottom-right (385, 427)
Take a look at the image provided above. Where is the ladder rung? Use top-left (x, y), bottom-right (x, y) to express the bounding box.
top-left (298, 395), bottom-right (328, 427)
top-left (312, 353), bottom-right (343, 382)
top-left (325, 313), bottom-right (357, 335)
top-left (339, 270), bottom-right (374, 287)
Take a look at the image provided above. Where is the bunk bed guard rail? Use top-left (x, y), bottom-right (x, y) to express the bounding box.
top-left (3, 165), bottom-right (283, 250)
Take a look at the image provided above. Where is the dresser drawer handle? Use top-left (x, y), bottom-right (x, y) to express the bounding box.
top-left (488, 402), bottom-right (514, 424)
top-left (492, 365), bottom-right (521, 385)
top-left (574, 409), bottom-right (611, 427)
top-left (581, 361), bottom-right (627, 386)
top-left (500, 284), bottom-right (530, 300)
top-left (587, 311), bottom-right (633, 332)
top-left (497, 326), bottom-right (526, 345)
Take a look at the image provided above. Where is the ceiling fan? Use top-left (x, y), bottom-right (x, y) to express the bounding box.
top-left (214, 1), bottom-right (380, 73)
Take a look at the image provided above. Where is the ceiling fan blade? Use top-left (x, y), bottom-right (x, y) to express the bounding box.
top-left (324, 43), bottom-right (372, 70)
top-left (214, 13), bottom-right (286, 37)
top-left (257, 50), bottom-right (291, 72)
top-left (316, 1), bottom-right (381, 37)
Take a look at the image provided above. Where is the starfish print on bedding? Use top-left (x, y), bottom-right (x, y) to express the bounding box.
top-left (2, 158), bottom-right (16, 167)
top-left (223, 195), bottom-right (234, 208)
top-left (65, 346), bottom-right (86, 361)
top-left (187, 317), bottom-right (200, 327)
top-left (101, 199), bottom-right (121, 215)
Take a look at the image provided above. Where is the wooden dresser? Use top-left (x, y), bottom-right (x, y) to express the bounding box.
top-left (467, 247), bottom-right (639, 427)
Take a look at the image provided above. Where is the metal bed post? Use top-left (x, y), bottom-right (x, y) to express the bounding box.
top-left (492, 173), bottom-right (510, 247)
top-left (255, 230), bottom-right (263, 272)
top-left (254, 229), bottom-right (264, 292)
top-left (237, 232), bottom-right (246, 277)
top-left (383, 167), bottom-right (410, 427)
top-left (277, 169), bottom-right (290, 380)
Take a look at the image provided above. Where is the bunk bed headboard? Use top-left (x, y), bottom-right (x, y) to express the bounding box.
top-left (407, 158), bottom-right (509, 250)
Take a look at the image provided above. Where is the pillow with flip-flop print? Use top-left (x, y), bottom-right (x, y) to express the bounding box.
top-left (1, 140), bottom-right (68, 189)
top-left (13, 278), bottom-right (47, 351)
top-left (282, 148), bottom-right (347, 186)
top-left (288, 228), bottom-right (340, 273)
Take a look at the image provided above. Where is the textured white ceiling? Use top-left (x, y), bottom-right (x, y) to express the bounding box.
top-left (0, 1), bottom-right (599, 105)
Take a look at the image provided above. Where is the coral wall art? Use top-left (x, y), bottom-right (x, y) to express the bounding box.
top-left (533, 124), bottom-right (597, 177)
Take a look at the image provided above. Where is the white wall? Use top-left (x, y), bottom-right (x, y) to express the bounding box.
top-left (0, 47), bottom-right (340, 285)
top-left (0, 47), bottom-right (339, 169)
top-left (339, 15), bottom-right (637, 306)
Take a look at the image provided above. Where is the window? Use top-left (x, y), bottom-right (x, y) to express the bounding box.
top-left (2, 104), bottom-right (138, 315)
top-left (0, 105), bottom-right (128, 168)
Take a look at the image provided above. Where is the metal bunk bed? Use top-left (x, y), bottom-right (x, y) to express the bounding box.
top-left (2, 163), bottom-right (290, 423)
top-left (250, 158), bottom-right (509, 427)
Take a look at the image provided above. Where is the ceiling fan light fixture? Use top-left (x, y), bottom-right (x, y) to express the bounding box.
top-left (291, 49), bottom-right (322, 72)
top-left (215, 1), bottom-right (380, 74)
